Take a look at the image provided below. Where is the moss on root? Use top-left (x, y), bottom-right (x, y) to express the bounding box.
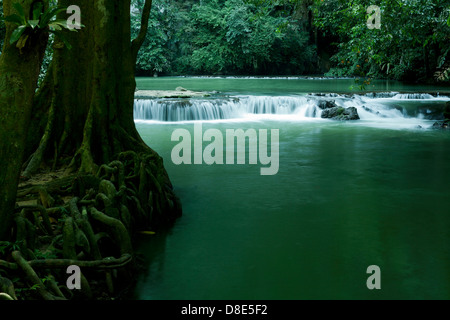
top-left (0, 151), bottom-right (181, 300)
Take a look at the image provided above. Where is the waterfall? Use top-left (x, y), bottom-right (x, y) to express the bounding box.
top-left (134, 94), bottom-right (450, 122)
top-left (134, 96), bottom-right (320, 121)
top-left (392, 93), bottom-right (435, 99)
top-left (133, 99), bottom-right (242, 121)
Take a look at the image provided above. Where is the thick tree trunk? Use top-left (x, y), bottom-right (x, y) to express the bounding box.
top-left (0, 0), bottom-right (49, 240)
top-left (23, 0), bottom-right (181, 229)
top-left (25, 0), bottom-right (153, 170)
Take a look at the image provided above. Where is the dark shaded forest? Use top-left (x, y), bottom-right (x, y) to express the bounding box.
top-left (2, 0), bottom-right (449, 80)
top-left (129, 0), bottom-right (450, 83)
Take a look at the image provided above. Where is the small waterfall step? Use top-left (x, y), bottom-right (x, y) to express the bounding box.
top-left (134, 94), bottom-right (450, 122)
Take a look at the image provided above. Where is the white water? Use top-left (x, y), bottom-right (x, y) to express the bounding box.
top-left (133, 93), bottom-right (450, 128)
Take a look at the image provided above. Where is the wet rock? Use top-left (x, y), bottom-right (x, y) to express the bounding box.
top-left (321, 106), bottom-right (360, 120)
top-left (310, 93), bottom-right (340, 98)
top-left (317, 100), bottom-right (338, 109)
top-left (432, 121), bottom-right (450, 130)
top-left (176, 86), bottom-right (188, 91)
top-left (362, 105), bottom-right (387, 118)
top-left (431, 102), bottom-right (450, 129)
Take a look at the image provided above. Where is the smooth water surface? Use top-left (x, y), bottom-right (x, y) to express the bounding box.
top-left (132, 78), bottom-right (450, 300)
top-left (136, 76), bottom-right (450, 95)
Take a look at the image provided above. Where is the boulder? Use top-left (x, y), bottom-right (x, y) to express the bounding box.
top-left (321, 106), bottom-right (360, 121)
top-left (317, 100), bottom-right (338, 109)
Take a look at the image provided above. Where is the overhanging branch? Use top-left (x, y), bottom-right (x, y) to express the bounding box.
top-left (131, 0), bottom-right (153, 63)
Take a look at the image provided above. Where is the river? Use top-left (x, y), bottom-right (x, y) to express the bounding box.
top-left (131, 77), bottom-right (450, 300)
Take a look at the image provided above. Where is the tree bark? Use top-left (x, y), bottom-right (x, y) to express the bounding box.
top-left (24, 0), bottom-right (157, 171)
top-left (0, 0), bottom-right (49, 240)
top-left (23, 0), bottom-right (181, 229)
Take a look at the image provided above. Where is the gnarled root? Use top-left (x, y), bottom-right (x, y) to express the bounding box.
top-left (1, 152), bottom-right (181, 300)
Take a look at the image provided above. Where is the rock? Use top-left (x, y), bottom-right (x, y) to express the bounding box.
top-left (444, 101), bottom-right (450, 122)
top-left (321, 106), bottom-right (360, 121)
top-left (362, 105), bottom-right (387, 118)
top-left (310, 93), bottom-right (340, 98)
top-left (175, 86), bottom-right (188, 91)
top-left (432, 121), bottom-right (450, 130)
top-left (317, 100), bottom-right (338, 109)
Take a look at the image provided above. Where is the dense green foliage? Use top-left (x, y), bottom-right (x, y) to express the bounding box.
top-left (313, 0), bottom-right (450, 82)
top-left (3, 0), bottom-right (450, 81)
top-left (131, 0), bottom-right (317, 75)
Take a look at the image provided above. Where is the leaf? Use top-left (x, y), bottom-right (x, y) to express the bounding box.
top-left (39, 7), bottom-right (67, 28)
top-left (10, 25), bottom-right (26, 44)
top-left (16, 34), bottom-right (29, 50)
top-left (12, 2), bottom-right (26, 22)
top-left (67, 21), bottom-right (85, 31)
top-left (48, 23), bottom-right (62, 31)
top-left (50, 19), bottom-right (69, 29)
top-left (28, 20), bottom-right (40, 29)
top-left (32, 2), bottom-right (43, 21)
top-left (30, 284), bottom-right (41, 290)
top-left (51, 19), bottom-right (84, 31)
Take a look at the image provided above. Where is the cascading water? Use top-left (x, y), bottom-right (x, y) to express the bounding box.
top-left (133, 96), bottom-right (321, 121)
top-left (133, 93), bottom-right (450, 124)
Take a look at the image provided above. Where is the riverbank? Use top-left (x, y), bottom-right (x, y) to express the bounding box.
top-left (0, 151), bottom-right (181, 300)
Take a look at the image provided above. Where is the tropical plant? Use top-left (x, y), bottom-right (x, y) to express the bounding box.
top-left (0, 2), bottom-right (82, 51)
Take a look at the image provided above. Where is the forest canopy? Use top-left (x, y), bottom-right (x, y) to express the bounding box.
top-left (314, 0), bottom-right (450, 82)
top-left (3, 0), bottom-right (449, 81)
top-left (128, 0), bottom-right (450, 82)
top-left (131, 0), bottom-right (318, 76)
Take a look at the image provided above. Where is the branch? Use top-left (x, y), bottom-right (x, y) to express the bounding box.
top-left (0, 254), bottom-right (132, 270)
top-left (131, 0), bottom-right (153, 63)
top-left (29, 254), bottom-right (132, 269)
top-left (11, 251), bottom-right (65, 300)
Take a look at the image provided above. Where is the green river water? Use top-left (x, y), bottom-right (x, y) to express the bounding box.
top-left (131, 77), bottom-right (450, 300)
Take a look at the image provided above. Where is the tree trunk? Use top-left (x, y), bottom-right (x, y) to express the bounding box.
top-left (23, 0), bottom-right (181, 229)
top-left (0, 0), bottom-right (49, 240)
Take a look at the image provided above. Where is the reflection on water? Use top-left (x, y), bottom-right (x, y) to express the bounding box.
top-left (136, 77), bottom-right (450, 95)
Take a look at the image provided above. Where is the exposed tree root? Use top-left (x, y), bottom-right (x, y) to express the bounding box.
top-left (0, 151), bottom-right (182, 300)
